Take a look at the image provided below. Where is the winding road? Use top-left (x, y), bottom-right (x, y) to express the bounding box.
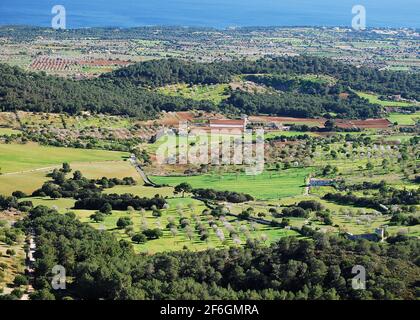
top-left (129, 155), bottom-right (157, 187)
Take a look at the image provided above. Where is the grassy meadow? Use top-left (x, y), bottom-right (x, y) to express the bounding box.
top-left (151, 168), bottom-right (311, 200)
top-left (157, 83), bottom-right (230, 104)
top-left (356, 91), bottom-right (418, 107)
top-left (0, 143), bottom-right (128, 174)
top-left (387, 112), bottom-right (420, 125)
top-left (0, 142), bottom-right (133, 195)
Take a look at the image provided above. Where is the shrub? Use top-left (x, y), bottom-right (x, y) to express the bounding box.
top-left (132, 233), bottom-right (147, 244)
top-left (116, 217), bottom-right (133, 229)
top-left (13, 275), bottom-right (29, 287)
top-left (142, 229), bottom-right (163, 240)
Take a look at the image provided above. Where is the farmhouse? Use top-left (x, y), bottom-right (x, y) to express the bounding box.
top-left (345, 228), bottom-right (386, 242)
top-left (309, 178), bottom-right (335, 187)
top-left (209, 119), bottom-right (247, 131)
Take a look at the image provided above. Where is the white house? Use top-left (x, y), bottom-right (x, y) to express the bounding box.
top-left (209, 119), bottom-right (247, 131)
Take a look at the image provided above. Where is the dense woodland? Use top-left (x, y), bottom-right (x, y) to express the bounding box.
top-left (323, 188), bottom-right (420, 213)
top-left (221, 90), bottom-right (380, 118)
top-left (105, 57), bottom-right (420, 100)
top-left (192, 188), bottom-right (254, 203)
top-left (244, 74), bottom-right (335, 95)
top-left (13, 206), bottom-right (420, 300)
top-left (0, 64), bottom-right (216, 119)
top-left (28, 166), bottom-right (167, 211)
top-left (1, 55), bottom-right (418, 119)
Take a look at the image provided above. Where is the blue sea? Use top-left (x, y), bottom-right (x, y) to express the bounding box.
top-left (0, 0), bottom-right (419, 29)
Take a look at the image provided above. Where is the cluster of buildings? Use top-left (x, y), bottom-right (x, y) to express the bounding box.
top-left (189, 118), bottom-right (248, 135)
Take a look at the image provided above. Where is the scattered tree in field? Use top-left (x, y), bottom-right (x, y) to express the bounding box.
top-left (215, 228), bottom-right (225, 242)
top-left (90, 212), bottom-right (105, 223)
top-left (366, 162), bottom-right (374, 171)
top-left (127, 206), bottom-right (135, 213)
top-left (140, 208), bottom-right (146, 218)
top-left (142, 228), bottom-right (163, 240)
top-left (116, 217), bottom-right (133, 229)
top-left (238, 208), bottom-right (253, 220)
top-left (188, 203), bottom-right (195, 213)
top-left (152, 205), bottom-right (162, 217)
top-left (382, 159), bottom-right (390, 171)
top-left (200, 232), bottom-right (209, 242)
top-left (260, 234), bottom-right (268, 243)
top-left (170, 227), bottom-right (178, 237)
top-left (61, 163), bottom-right (71, 173)
top-left (174, 183), bottom-right (193, 198)
top-left (12, 191), bottom-right (27, 199)
top-left (132, 233), bottom-right (147, 244)
top-left (100, 203), bottom-right (112, 215)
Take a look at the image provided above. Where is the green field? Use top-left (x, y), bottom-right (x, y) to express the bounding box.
top-left (157, 83), bottom-right (230, 104)
top-left (71, 161), bottom-right (138, 180)
top-left (19, 195), bottom-right (299, 254)
top-left (0, 128), bottom-right (21, 136)
top-left (356, 91), bottom-right (417, 107)
top-left (0, 142), bottom-right (128, 173)
top-left (0, 171), bottom-right (51, 196)
top-left (63, 115), bottom-right (133, 129)
top-left (265, 131), bottom-right (319, 139)
top-left (104, 184), bottom-right (175, 198)
top-left (0, 160), bottom-right (140, 196)
top-left (21, 197), bottom-right (76, 212)
top-left (387, 112), bottom-right (420, 125)
top-left (0, 143), bottom-right (132, 195)
top-left (151, 169), bottom-right (311, 200)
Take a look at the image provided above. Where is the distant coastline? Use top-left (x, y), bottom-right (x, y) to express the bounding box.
top-left (0, 25), bottom-right (418, 32)
top-left (0, 0), bottom-right (419, 29)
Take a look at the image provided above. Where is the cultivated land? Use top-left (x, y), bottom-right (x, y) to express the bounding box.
top-left (0, 143), bottom-right (128, 173)
top-left (0, 143), bottom-right (130, 195)
top-left (157, 83), bottom-right (230, 104)
top-left (0, 128), bottom-right (21, 136)
top-left (0, 26), bottom-right (419, 300)
top-left (86, 197), bottom-right (298, 254)
top-left (1, 26), bottom-right (419, 77)
top-left (356, 91), bottom-right (419, 107)
top-left (387, 112), bottom-right (420, 126)
top-left (151, 169), bottom-right (310, 200)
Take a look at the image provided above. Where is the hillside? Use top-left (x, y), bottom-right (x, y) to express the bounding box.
top-left (1, 56), bottom-right (419, 120)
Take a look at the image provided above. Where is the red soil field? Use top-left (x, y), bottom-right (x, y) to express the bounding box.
top-left (30, 57), bottom-right (78, 71)
top-left (335, 119), bottom-right (392, 129)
